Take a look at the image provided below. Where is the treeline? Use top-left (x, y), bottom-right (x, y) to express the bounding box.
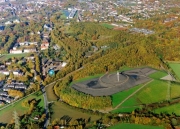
top-left (45, 22), bottom-right (169, 110)
top-left (53, 77), bottom-right (112, 110)
top-left (4, 98), bottom-right (46, 129)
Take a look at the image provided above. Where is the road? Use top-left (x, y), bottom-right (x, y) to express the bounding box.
top-left (42, 87), bottom-right (49, 129)
top-left (0, 66), bottom-right (83, 128)
top-left (42, 66), bottom-right (83, 128)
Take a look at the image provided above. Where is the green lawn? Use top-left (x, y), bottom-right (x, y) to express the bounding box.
top-left (169, 63), bottom-right (180, 79)
top-left (111, 84), bottom-right (142, 107)
top-left (0, 92), bottom-right (44, 123)
top-left (154, 103), bottom-right (180, 116)
top-left (0, 53), bottom-right (30, 61)
top-left (148, 71), bottom-right (168, 79)
top-left (101, 23), bottom-right (114, 29)
top-left (136, 80), bottom-right (167, 104)
top-left (136, 80), bottom-right (180, 104)
top-left (108, 123), bottom-right (164, 129)
top-left (51, 101), bottom-right (100, 122)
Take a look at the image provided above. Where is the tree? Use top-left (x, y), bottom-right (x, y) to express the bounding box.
top-left (13, 111), bottom-right (20, 129)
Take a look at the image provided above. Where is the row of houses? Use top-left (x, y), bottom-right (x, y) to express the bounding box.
top-left (0, 81), bottom-right (27, 104)
top-left (10, 48), bottom-right (37, 54)
top-left (0, 69), bottom-right (23, 76)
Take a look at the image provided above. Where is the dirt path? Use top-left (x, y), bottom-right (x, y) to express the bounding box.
top-left (99, 79), bottom-right (154, 113)
top-left (113, 79), bottom-right (153, 110)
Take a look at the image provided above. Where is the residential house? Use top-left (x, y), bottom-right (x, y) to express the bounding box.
top-left (41, 41), bottom-right (49, 50)
top-left (9, 49), bottom-right (23, 54)
top-left (0, 70), bottom-right (10, 75)
top-left (0, 91), bottom-right (8, 96)
top-left (0, 25), bottom-right (5, 32)
top-left (5, 21), bottom-right (12, 25)
top-left (0, 80), bottom-right (4, 87)
top-left (13, 70), bottom-right (24, 76)
top-left (13, 19), bottom-right (20, 24)
top-left (24, 48), bottom-right (37, 53)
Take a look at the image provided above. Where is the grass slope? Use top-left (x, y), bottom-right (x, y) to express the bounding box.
top-left (148, 71), bottom-right (167, 79)
top-left (154, 103), bottom-right (180, 116)
top-left (136, 80), bottom-right (180, 104)
top-left (51, 101), bottom-right (100, 122)
top-left (169, 63), bottom-right (180, 79)
top-left (111, 84), bottom-right (142, 107)
top-left (108, 123), bottom-right (164, 129)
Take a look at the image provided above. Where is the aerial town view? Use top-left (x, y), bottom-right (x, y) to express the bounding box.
top-left (0, 0), bottom-right (180, 128)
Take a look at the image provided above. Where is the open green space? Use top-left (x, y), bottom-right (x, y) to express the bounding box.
top-left (148, 71), bottom-right (168, 79)
top-left (51, 101), bottom-right (100, 122)
top-left (111, 106), bottom-right (142, 114)
top-left (108, 123), bottom-right (164, 129)
top-left (0, 92), bottom-right (44, 124)
top-left (111, 84), bottom-right (142, 107)
top-left (45, 84), bottom-right (58, 101)
top-left (101, 23), bottom-right (114, 29)
top-left (111, 70), bottom-right (180, 114)
top-left (154, 103), bottom-right (180, 116)
top-left (168, 63), bottom-right (180, 79)
top-left (0, 53), bottom-right (30, 61)
top-left (135, 80), bottom-right (180, 104)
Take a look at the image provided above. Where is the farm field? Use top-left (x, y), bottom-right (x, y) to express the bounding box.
top-left (51, 101), bottom-right (100, 122)
top-left (108, 123), bottom-right (164, 129)
top-left (168, 63), bottom-right (180, 79)
top-left (0, 92), bottom-right (44, 123)
top-left (154, 103), bottom-right (180, 116)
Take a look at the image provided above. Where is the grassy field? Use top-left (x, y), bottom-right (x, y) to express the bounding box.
top-left (111, 84), bottom-right (142, 107)
top-left (108, 123), bottom-right (164, 129)
top-left (111, 70), bottom-right (180, 114)
top-left (0, 92), bottom-right (44, 124)
top-left (154, 103), bottom-right (180, 116)
top-left (0, 53), bottom-right (30, 61)
top-left (168, 63), bottom-right (180, 79)
top-left (148, 71), bottom-right (168, 79)
top-left (135, 80), bottom-right (180, 104)
top-left (45, 84), bottom-right (58, 101)
top-left (136, 80), bottom-right (167, 104)
top-left (101, 23), bottom-right (114, 29)
top-left (51, 101), bottom-right (100, 122)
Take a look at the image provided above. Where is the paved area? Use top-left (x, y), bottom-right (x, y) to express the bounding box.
top-left (72, 67), bottom-right (156, 96)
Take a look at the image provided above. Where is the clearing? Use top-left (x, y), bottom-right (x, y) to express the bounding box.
top-left (51, 101), bottom-right (100, 122)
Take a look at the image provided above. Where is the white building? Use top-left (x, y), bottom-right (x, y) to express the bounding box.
top-left (24, 48), bottom-right (37, 53)
top-left (10, 49), bottom-right (23, 54)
